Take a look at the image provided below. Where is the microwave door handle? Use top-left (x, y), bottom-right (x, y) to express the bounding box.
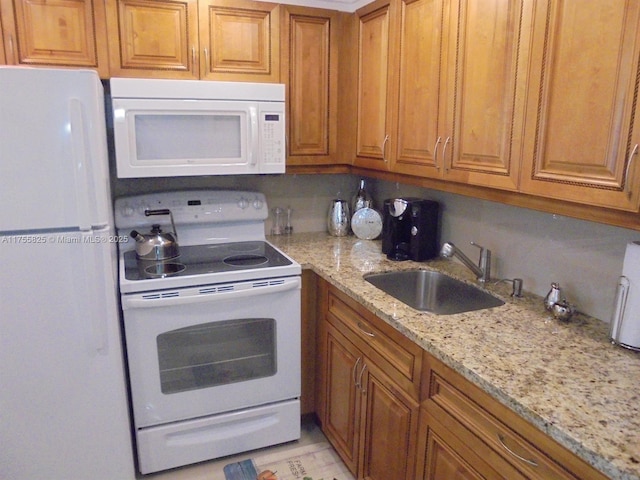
top-left (248, 106), bottom-right (259, 166)
top-left (122, 278), bottom-right (300, 309)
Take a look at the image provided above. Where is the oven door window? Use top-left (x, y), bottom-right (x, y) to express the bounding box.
top-left (157, 318), bottom-right (276, 394)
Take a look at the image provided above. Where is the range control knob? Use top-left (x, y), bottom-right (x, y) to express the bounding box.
top-left (252, 198), bottom-right (264, 210)
top-left (237, 197), bottom-right (249, 210)
top-left (120, 204), bottom-right (135, 217)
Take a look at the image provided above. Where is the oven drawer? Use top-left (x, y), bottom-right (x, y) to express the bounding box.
top-left (137, 399), bottom-right (300, 474)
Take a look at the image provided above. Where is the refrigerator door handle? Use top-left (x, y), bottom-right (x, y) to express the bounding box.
top-left (69, 99), bottom-right (93, 231)
top-left (79, 232), bottom-right (110, 355)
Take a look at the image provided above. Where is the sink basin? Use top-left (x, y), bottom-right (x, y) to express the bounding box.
top-left (364, 270), bottom-right (504, 315)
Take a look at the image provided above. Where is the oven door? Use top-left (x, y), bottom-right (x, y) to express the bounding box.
top-left (121, 276), bottom-right (301, 428)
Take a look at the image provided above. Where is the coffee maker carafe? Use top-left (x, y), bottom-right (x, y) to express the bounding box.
top-left (381, 198), bottom-right (439, 261)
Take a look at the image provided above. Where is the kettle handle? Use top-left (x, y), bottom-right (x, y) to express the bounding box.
top-left (145, 209), bottom-right (178, 242)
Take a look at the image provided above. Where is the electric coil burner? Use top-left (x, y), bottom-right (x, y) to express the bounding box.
top-left (114, 190), bottom-right (301, 475)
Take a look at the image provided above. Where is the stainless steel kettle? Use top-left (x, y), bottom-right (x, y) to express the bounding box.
top-left (130, 209), bottom-right (179, 260)
top-left (327, 199), bottom-right (350, 237)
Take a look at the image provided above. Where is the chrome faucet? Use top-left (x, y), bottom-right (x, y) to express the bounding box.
top-left (440, 241), bottom-right (491, 283)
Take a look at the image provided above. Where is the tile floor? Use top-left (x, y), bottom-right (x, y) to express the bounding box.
top-left (136, 419), bottom-right (338, 480)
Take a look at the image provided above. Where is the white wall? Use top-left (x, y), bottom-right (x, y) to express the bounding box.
top-left (113, 173), bottom-right (639, 322)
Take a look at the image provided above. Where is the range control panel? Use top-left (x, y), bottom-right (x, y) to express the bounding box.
top-left (114, 190), bottom-right (268, 230)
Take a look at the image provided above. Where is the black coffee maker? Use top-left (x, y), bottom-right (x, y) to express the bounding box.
top-left (381, 198), bottom-right (440, 261)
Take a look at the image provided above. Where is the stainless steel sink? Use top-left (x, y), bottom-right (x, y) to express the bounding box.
top-left (364, 270), bottom-right (504, 315)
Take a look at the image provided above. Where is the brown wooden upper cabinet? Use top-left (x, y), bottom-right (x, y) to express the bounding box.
top-left (104, 0), bottom-right (199, 79)
top-left (280, 6), bottom-right (343, 167)
top-left (352, 0), bottom-right (397, 172)
top-left (0, 15), bottom-right (5, 64)
top-left (519, 0), bottom-right (640, 211)
top-left (0, 0), bottom-right (109, 77)
top-left (353, 0), bottom-right (529, 191)
top-left (105, 0), bottom-right (280, 82)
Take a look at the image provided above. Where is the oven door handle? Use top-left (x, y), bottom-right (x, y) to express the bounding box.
top-left (122, 278), bottom-right (300, 309)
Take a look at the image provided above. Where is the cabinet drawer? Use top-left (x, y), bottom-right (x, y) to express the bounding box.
top-left (422, 357), bottom-right (608, 480)
top-left (326, 286), bottom-right (421, 396)
top-left (418, 407), bottom-right (526, 480)
top-left (426, 372), bottom-right (575, 479)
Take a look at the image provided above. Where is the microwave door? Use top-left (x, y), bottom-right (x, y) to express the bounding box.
top-left (112, 99), bottom-right (258, 177)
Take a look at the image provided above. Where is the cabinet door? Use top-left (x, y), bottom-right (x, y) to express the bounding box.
top-left (0, 0), bottom-right (109, 77)
top-left (359, 361), bottom-right (419, 480)
top-left (391, 0), bottom-right (443, 178)
top-left (104, 0), bottom-right (199, 79)
top-left (520, 0), bottom-right (640, 210)
top-left (322, 326), bottom-right (361, 475)
top-left (353, 0), bottom-right (398, 171)
top-left (199, 0), bottom-right (279, 82)
top-left (441, 0), bottom-right (528, 190)
top-left (281, 6), bottom-right (341, 167)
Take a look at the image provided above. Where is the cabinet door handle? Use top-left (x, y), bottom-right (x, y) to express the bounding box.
top-left (204, 48), bottom-right (209, 72)
top-left (433, 136), bottom-right (442, 170)
top-left (357, 321), bottom-right (375, 338)
top-left (442, 136), bottom-right (451, 171)
top-left (497, 434), bottom-right (538, 467)
top-left (624, 143), bottom-right (639, 198)
top-left (353, 357), bottom-right (362, 389)
top-left (8, 34), bottom-right (15, 61)
top-left (191, 46), bottom-right (196, 76)
top-left (382, 134), bottom-right (390, 162)
top-left (357, 364), bottom-right (368, 395)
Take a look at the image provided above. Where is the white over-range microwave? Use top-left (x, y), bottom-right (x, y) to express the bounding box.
top-left (110, 78), bottom-right (285, 178)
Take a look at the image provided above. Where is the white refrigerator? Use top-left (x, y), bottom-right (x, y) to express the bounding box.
top-left (0, 67), bottom-right (135, 480)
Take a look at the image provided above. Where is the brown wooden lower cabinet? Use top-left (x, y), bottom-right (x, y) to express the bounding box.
top-left (314, 276), bottom-right (610, 480)
top-left (418, 355), bottom-right (610, 480)
top-left (321, 322), bottom-right (419, 480)
top-left (316, 278), bottom-right (421, 479)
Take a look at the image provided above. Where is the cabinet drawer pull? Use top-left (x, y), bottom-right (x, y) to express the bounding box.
top-left (433, 136), bottom-right (442, 170)
top-left (497, 434), bottom-right (538, 467)
top-left (353, 357), bottom-right (362, 388)
top-left (357, 321), bottom-right (376, 337)
top-left (624, 143), bottom-right (639, 197)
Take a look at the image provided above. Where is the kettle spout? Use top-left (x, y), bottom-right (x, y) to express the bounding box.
top-left (130, 230), bottom-right (145, 243)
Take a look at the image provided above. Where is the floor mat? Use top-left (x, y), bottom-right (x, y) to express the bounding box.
top-left (221, 442), bottom-right (354, 480)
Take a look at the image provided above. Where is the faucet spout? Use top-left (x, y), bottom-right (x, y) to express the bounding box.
top-left (440, 241), bottom-right (491, 283)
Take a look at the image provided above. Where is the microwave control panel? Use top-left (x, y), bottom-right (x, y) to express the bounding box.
top-left (261, 111), bottom-right (285, 168)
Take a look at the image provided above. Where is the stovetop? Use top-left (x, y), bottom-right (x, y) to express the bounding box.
top-left (123, 241), bottom-right (293, 281)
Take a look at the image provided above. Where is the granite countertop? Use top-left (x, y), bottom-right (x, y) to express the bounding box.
top-left (269, 232), bottom-right (640, 480)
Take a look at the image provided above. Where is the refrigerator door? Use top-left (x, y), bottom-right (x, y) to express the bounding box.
top-left (0, 229), bottom-right (135, 480)
top-left (0, 67), bottom-right (112, 232)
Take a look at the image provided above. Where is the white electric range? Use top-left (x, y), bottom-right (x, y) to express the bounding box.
top-left (114, 190), bottom-right (301, 474)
